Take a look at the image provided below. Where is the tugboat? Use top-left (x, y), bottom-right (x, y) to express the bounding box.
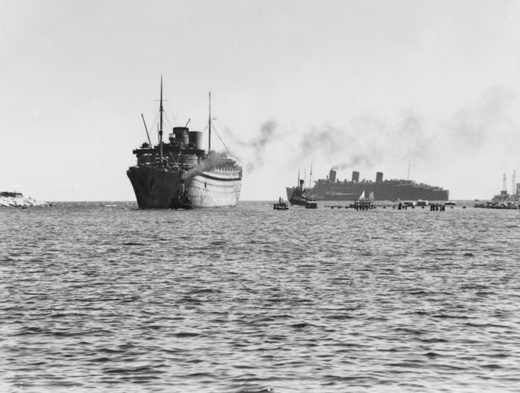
top-left (286, 172), bottom-right (313, 206)
top-left (127, 78), bottom-right (242, 209)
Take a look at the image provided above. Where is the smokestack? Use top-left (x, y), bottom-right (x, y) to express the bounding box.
top-left (376, 172), bottom-right (383, 183)
top-left (512, 170), bottom-right (516, 195)
top-left (503, 173), bottom-right (507, 192)
top-left (352, 171), bottom-right (360, 183)
top-left (329, 169), bottom-right (337, 183)
top-left (299, 179), bottom-right (304, 190)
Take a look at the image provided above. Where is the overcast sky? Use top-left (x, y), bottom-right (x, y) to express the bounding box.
top-left (1, 0), bottom-right (519, 201)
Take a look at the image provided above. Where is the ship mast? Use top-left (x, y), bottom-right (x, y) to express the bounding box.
top-left (159, 76), bottom-right (164, 164)
top-left (308, 161), bottom-right (313, 189)
top-left (208, 91), bottom-right (212, 152)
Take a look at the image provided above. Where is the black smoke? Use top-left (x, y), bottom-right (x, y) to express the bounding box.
top-left (222, 119), bottom-right (280, 172)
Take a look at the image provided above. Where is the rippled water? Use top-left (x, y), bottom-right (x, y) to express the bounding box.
top-left (1, 201), bottom-right (520, 392)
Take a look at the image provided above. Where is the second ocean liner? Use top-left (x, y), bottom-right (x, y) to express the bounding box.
top-left (287, 169), bottom-right (449, 202)
top-left (127, 80), bottom-right (242, 209)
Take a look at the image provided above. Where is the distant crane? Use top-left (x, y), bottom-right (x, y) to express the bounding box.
top-left (513, 170), bottom-right (517, 195)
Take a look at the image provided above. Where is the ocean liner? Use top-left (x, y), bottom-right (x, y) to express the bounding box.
top-left (287, 169), bottom-right (449, 202)
top-left (127, 80), bottom-right (242, 209)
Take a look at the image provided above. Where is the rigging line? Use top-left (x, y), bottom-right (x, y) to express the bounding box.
top-left (165, 103), bottom-right (177, 127)
top-left (169, 151), bottom-right (179, 165)
top-left (161, 102), bottom-right (173, 131)
top-left (155, 91), bottom-right (175, 128)
top-left (211, 123), bottom-right (231, 154)
top-left (151, 112), bottom-right (160, 141)
top-left (163, 111), bottom-right (173, 131)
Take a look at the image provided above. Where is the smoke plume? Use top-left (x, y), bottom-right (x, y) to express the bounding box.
top-left (292, 111), bottom-right (432, 175)
top-left (222, 119), bottom-right (280, 172)
top-left (443, 87), bottom-right (516, 151)
top-left (218, 87), bottom-right (518, 185)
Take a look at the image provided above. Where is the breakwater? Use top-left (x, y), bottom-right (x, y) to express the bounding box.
top-left (474, 192), bottom-right (520, 209)
top-left (0, 192), bottom-right (49, 208)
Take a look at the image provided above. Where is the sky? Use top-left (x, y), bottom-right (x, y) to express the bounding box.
top-left (1, 0), bottom-right (519, 201)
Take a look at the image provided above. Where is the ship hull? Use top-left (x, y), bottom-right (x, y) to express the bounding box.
top-left (286, 187), bottom-right (294, 201)
top-left (309, 183), bottom-right (449, 201)
top-left (286, 187), bottom-right (312, 206)
top-left (188, 171), bottom-right (242, 208)
top-left (127, 166), bottom-right (241, 209)
top-left (127, 166), bottom-right (183, 208)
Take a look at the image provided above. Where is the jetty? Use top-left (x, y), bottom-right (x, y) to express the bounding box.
top-left (323, 199), bottom-right (452, 211)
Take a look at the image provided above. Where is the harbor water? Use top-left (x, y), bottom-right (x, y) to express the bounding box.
top-left (1, 201), bottom-right (520, 392)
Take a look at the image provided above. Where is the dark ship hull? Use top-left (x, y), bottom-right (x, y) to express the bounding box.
top-left (298, 169), bottom-right (449, 202)
top-left (128, 82), bottom-right (242, 209)
top-left (310, 184), bottom-right (449, 201)
top-left (286, 187), bottom-right (311, 206)
top-left (286, 178), bottom-right (313, 206)
top-left (128, 166), bottom-right (183, 209)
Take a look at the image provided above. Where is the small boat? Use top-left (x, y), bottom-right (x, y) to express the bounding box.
top-left (445, 201), bottom-right (457, 206)
top-left (416, 199), bottom-right (428, 207)
top-left (274, 197), bottom-right (289, 210)
top-left (305, 201), bottom-right (318, 209)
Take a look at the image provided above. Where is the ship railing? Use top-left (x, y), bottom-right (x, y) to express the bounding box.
top-left (215, 167), bottom-right (242, 175)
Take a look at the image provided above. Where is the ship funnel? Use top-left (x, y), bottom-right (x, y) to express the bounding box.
top-left (352, 171), bottom-right (360, 182)
top-left (189, 131), bottom-right (203, 149)
top-left (329, 169), bottom-right (337, 183)
top-left (299, 179), bottom-right (304, 190)
top-left (376, 172), bottom-right (383, 183)
top-left (173, 127), bottom-right (189, 145)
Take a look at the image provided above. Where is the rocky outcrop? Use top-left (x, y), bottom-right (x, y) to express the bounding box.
top-left (0, 192), bottom-right (49, 208)
top-left (475, 192), bottom-right (520, 209)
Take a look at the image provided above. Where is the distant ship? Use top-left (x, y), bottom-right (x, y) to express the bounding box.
top-left (286, 172), bottom-right (313, 206)
top-left (127, 79), bottom-right (242, 209)
top-left (288, 169), bottom-right (449, 202)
